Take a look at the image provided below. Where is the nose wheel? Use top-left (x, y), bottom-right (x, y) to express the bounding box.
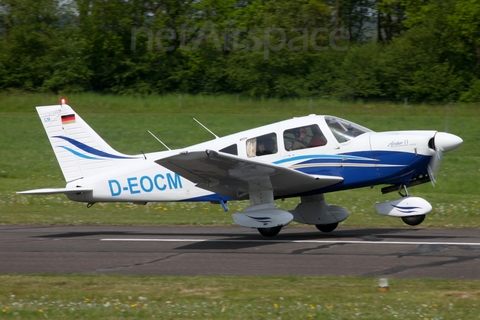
top-left (402, 215), bottom-right (426, 226)
top-left (398, 184), bottom-right (427, 226)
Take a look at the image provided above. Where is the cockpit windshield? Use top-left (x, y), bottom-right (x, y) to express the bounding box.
top-left (325, 116), bottom-right (373, 143)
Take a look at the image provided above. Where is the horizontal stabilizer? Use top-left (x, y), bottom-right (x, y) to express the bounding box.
top-left (17, 187), bottom-right (93, 195)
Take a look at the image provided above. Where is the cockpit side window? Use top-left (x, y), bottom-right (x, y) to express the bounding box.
top-left (283, 124), bottom-right (327, 151)
top-left (219, 144), bottom-right (238, 155)
top-left (325, 117), bottom-right (371, 143)
top-left (246, 133), bottom-right (278, 158)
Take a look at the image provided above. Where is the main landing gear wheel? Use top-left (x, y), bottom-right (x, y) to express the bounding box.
top-left (402, 214), bottom-right (426, 226)
top-left (257, 226), bottom-right (282, 237)
top-left (315, 222), bottom-right (339, 233)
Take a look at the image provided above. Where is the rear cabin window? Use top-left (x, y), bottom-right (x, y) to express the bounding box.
top-left (219, 144), bottom-right (238, 155)
top-left (283, 124), bottom-right (327, 151)
top-left (246, 133), bottom-right (278, 158)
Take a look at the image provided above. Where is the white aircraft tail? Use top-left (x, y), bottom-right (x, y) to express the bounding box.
top-left (37, 104), bottom-right (140, 183)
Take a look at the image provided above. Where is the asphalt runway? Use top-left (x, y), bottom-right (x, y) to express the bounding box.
top-left (1, 225), bottom-right (479, 279)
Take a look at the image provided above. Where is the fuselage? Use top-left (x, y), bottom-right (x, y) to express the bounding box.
top-left (66, 114), bottom-right (455, 204)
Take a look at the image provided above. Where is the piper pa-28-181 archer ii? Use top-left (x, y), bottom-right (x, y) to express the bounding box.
top-left (18, 101), bottom-right (463, 237)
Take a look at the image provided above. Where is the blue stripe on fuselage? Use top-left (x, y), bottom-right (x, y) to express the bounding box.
top-left (276, 151), bottom-right (431, 193)
top-left (273, 154), bottom-right (377, 165)
top-left (184, 194), bottom-right (234, 202)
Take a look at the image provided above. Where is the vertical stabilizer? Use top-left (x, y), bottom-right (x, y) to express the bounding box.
top-left (37, 104), bottom-right (139, 183)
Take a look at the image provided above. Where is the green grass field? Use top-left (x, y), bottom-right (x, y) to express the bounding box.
top-left (1, 275), bottom-right (480, 319)
top-left (1, 92), bottom-right (479, 319)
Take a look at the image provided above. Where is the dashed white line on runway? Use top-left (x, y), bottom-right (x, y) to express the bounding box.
top-left (100, 238), bottom-right (480, 246)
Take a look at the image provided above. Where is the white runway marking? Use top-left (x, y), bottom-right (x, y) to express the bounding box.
top-left (100, 238), bottom-right (480, 246)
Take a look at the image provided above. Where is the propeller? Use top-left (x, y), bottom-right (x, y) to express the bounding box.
top-left (427, 143), bottom-right (443, 186)
top-left (428, 132), bottom-right (463, 186)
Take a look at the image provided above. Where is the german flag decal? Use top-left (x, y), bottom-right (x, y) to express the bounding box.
top-left (61, 114), bottom-right (76, 124)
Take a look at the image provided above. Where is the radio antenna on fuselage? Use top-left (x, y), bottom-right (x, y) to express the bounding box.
top-left (148, 130), bottom-right (171, 150)
top-left (193, 118), bottom-right (219, 139)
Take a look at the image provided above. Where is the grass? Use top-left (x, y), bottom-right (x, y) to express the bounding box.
top-left (1, 275), bottom-right (480, 319)
top-left (0, 92), bottom-right (478, 228)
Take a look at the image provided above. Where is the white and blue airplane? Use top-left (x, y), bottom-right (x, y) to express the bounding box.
top-left (18, 102), bottom-right (463, 237)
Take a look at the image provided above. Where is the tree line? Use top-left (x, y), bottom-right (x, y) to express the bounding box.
top-left (0, 0), bottom-right (479, 103)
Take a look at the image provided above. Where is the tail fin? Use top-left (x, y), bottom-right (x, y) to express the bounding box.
top-left (37, 104), bottom-right (140, 183)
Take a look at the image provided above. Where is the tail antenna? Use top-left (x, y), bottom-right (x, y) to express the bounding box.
top-left (193, 118), bottom-right (219, 139)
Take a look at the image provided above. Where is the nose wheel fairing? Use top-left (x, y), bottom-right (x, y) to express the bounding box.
top-left (375, 196), bottom-right (432, 217)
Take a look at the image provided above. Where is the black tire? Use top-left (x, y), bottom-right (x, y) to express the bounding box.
top-left (402, 215), bottom-right (426, 226)
top-left (257, 226), bottom-right (282, 237)
top-left (315, 222), bottom-right (339, 233)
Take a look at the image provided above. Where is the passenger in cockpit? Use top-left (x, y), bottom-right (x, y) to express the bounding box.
top-left (309, 126), bottom-right (327, 147)
top-left (257, 138), bottom-right (275, 155)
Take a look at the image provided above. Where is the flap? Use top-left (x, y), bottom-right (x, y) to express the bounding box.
top-left (155, 150), bottom-right (343, 199)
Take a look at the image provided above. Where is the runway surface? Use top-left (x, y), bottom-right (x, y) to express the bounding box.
top-left (1, 225), bottom-right (479, 279)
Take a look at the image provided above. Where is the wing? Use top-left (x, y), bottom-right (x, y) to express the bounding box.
top-left (155, 150), bottom-right (343, 200)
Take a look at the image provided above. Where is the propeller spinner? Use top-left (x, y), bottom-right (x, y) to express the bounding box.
top-left (428, 132), bottom-right (463, 185)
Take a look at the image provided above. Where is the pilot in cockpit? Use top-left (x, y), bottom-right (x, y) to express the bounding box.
top-left (291, 128), bottom-right (309, 150)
